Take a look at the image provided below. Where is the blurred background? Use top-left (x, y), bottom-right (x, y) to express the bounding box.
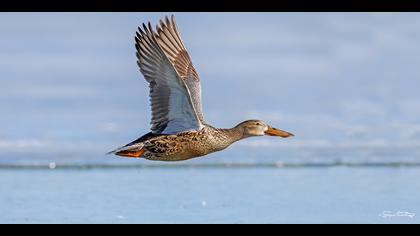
top-left (1, 12), bottom-right (420, 166)
top-left (1, 12), bottom-right (420, 224)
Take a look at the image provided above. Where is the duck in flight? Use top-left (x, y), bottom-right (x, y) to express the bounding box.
top-left (109, 15), bottom-right (294, 161)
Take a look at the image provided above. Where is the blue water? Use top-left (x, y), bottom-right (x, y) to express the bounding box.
top-left (1, 164), bottom-right (419, 224)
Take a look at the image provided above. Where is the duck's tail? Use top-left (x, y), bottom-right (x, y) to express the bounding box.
top-left (107, 143), bottom-right (145, 158)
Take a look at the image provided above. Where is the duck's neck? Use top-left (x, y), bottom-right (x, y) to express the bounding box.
top-left (218, 126), bottom-right (245, 145)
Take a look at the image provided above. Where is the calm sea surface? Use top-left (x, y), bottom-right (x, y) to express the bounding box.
top-left (1, 157), bottom-right (419, 224)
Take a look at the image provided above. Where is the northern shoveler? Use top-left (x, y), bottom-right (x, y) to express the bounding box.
top-left (108, 15), bottom-right (294, 161)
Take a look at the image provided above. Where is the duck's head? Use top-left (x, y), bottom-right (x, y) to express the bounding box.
top-left (236, 120), bottom-right (294, 138)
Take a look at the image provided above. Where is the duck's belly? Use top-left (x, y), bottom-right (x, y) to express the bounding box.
top-left (143, 150), bottom-right (205, 161)
top-left (142, 132), bottom-right (229, 161)
top-left (143, 142), bottom-right (221, 161)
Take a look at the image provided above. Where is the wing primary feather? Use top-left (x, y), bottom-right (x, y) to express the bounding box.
top-left (165, 16), bottom-right (185, 51)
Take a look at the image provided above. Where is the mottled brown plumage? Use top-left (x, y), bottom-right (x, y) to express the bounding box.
top-left (108, 16), bottom-right (294, 161)
top-left (140, 125), bottom-right (242, 161)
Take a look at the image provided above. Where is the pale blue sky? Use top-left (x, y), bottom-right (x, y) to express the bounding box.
top-left (1, 13), bottom-right (420, 159)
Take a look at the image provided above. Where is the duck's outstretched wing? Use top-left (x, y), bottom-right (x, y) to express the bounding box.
top-left (154, 15), bottom-right (205, 124)
top-left (135, 19), bottom-right (204, 134)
